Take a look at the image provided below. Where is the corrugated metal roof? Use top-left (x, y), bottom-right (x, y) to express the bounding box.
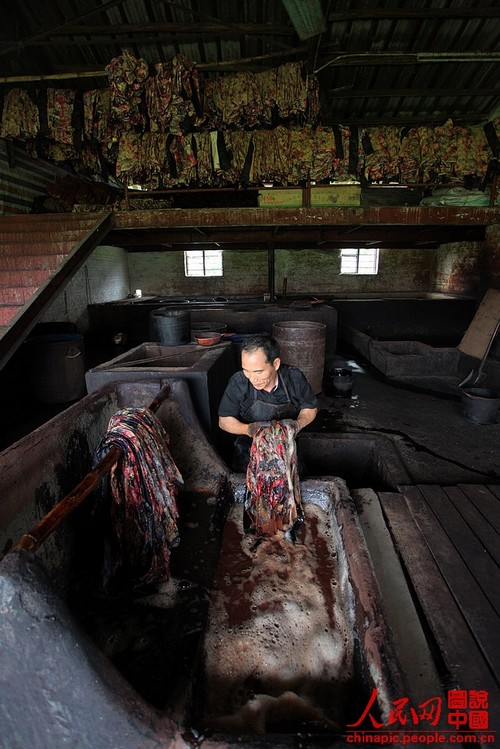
top-left (1, 0), bottom-right (498, 126)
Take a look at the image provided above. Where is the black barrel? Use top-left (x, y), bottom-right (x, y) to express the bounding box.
top-left (150, 308), bottom-right (191, 344)
top-left (25, 333), bottom-right (86, 403)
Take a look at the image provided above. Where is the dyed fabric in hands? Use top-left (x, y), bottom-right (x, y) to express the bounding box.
top-left (93, 407), bottom-right (183, 591)
top-left (245, 420), bottom-right (302, 536)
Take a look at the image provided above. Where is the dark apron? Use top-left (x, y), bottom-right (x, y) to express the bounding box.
top-left (232, 373), bottom-right (300, 473)
top-left (241, 372), bottom-right (299, 424)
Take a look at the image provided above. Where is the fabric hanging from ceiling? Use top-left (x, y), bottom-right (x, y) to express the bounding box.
top-left (105, 48), bottom-right (149, 132)
top-left (0, 88), bottom-right (40, 139)
top-left (146, 55), bottom-right (202, 135)
top-left (83, 88), bottom-right (113, 143)
top-left (0, 49), bottom-right (497, 191)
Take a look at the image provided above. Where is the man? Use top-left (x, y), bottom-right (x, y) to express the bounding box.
top-left (218, 333), bottom-right (318, 472)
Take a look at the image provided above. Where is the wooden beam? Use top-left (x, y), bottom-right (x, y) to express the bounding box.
top-left (43, 22), bottom-right (294, 37)
top-left (112, 205), bottom-right (500, 230)
top-left (106, 224), bottom-right (485, 249)
top-left (326, 87), bottom-right (500, 99)
top-left (0, 46), bottom-right (305, 83)
top-left (0, 0), bottom-right (129, 56)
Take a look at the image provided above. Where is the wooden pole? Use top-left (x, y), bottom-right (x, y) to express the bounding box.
top-left (12, 383), bottom-right (171, 554)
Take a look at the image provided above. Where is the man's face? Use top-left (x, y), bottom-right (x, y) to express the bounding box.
top-left (241, 348), bottom-right (280, 391)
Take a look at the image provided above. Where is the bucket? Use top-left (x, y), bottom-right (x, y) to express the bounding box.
top-left (460, 387), bottom-right (500, 425)
top-left (273, 320), bottom-right (326, 394)
top-left (150, 308), bottom-right (191, 345)
top-left (327, 367), bottom-right (353, 398)
top-left (25, 333), bottom-right (86, 404)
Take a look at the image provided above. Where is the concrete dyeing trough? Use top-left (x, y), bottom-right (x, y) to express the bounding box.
top-left (0, 380), bottom-right (409, 748)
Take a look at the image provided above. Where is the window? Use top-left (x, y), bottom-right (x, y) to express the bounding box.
top-left (340, 247), bottom-right (379, 275)
top-left (184, 249), bottom-right (223, 277)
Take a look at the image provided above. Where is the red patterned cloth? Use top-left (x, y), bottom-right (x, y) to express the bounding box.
top-left (245, 420), bottom-right (302, 536)
top-left (93, 407), bottom-right (183, 590)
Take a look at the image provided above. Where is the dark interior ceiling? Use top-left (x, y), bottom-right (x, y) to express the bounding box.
top-left (1, 0), bottom-right (499, 251)
top-left (2, 0), bottom-right (499, 126)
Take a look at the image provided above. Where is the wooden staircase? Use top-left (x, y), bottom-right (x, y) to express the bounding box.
top-left (0, 212), bottom-right (114, 368)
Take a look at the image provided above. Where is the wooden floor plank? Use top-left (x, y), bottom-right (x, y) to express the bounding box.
top-left (379, 491), bottom-right (499, 695)
top-left (401, 485), bottom-right (500, 680)
top-left (420, 485), bottom-right (500, 615)
top-left (458, 484), bottom-right (500, 529)
top-left (487, 485), bottom-right (500, 502)
top-left (443, 486), bottom-right (500, 566)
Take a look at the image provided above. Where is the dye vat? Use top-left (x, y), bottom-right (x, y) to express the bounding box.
top-left (0, 381), bottom-right (407, 748)
top-left (368, 340), bottom-right (460, 379)
top-left (199, 480), bottom-right (403, 735)
top-left (85, 341), bottom-right (235, 438)
top-left (297, 432), bottom-right (411, 490)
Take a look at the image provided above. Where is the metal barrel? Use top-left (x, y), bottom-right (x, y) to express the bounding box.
top-left (273, 320), bottom-right (326, 394)
top-left (149, 308), bottom-right (191, 344)
top-left (24, 333), bottom-right (86, 403)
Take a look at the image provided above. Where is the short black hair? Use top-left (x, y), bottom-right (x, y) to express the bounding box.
top-left (241, 333), bottom-right (280, 363)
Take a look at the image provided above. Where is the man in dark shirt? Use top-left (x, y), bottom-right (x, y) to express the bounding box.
top-left (218, 333), bottom-right (318, 471)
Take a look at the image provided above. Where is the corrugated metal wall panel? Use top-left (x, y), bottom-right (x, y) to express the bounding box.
top-left (0, 140), bottom-right (66, 216)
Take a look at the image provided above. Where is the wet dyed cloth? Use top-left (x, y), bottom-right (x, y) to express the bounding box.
top-left (245, 420), bottom-right (302, 536)
top-left (93, 407), bottom-right (183, 591)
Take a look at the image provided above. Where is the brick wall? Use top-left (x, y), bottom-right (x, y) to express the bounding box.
top-left (40, 246), bottom-right (129, 332)
top-left (128, 250), bottom-right (268, 297)
top-left (128, 246), bottom-right (439, 297)
top-left (483, 225), bottom-right (500, 289)
top-left (433, 242), bottom-right (483, 294)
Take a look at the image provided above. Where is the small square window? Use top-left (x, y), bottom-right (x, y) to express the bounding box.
top-left (340, 247), bottom-right (379, 275)
top-left (184, 250), bottom-right (223, 277)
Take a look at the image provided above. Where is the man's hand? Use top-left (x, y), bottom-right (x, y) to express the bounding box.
top-left (248, 421), bottom-right (268, 437)
top-left (279, 419), bottom-right (300, 436)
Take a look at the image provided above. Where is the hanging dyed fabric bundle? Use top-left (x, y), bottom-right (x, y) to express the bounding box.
top-left (106, 49), bottom-right (149, 132)
top-left (47, 88), bottom-right (75, 146)
top-left (193, 131), bottom-right (215, 185)
top-left (139, 132), bottom-right (168, 189)
top-left (251, 126), bottom-right (292, 184)
top-left (275, 62), bottom-right (308, 121)
top-left (310, 126), bottom-right (337, 182)
top-left (146, 55), bottom-right (201, 135)
top-left (245, 420), bottom-right (302, 536)
top-left (0, 88), bottom-right (40, 140)
top-left (400, 125), bottom-right (439, 183)
top-left (115, 131), bottom-right (141, 184)
top-left (93, 407), bottom-right (183, 591)
top-left (83, 88), bottom-right (113, 144)
top-left (362, 125), bottom-right (401, 183)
